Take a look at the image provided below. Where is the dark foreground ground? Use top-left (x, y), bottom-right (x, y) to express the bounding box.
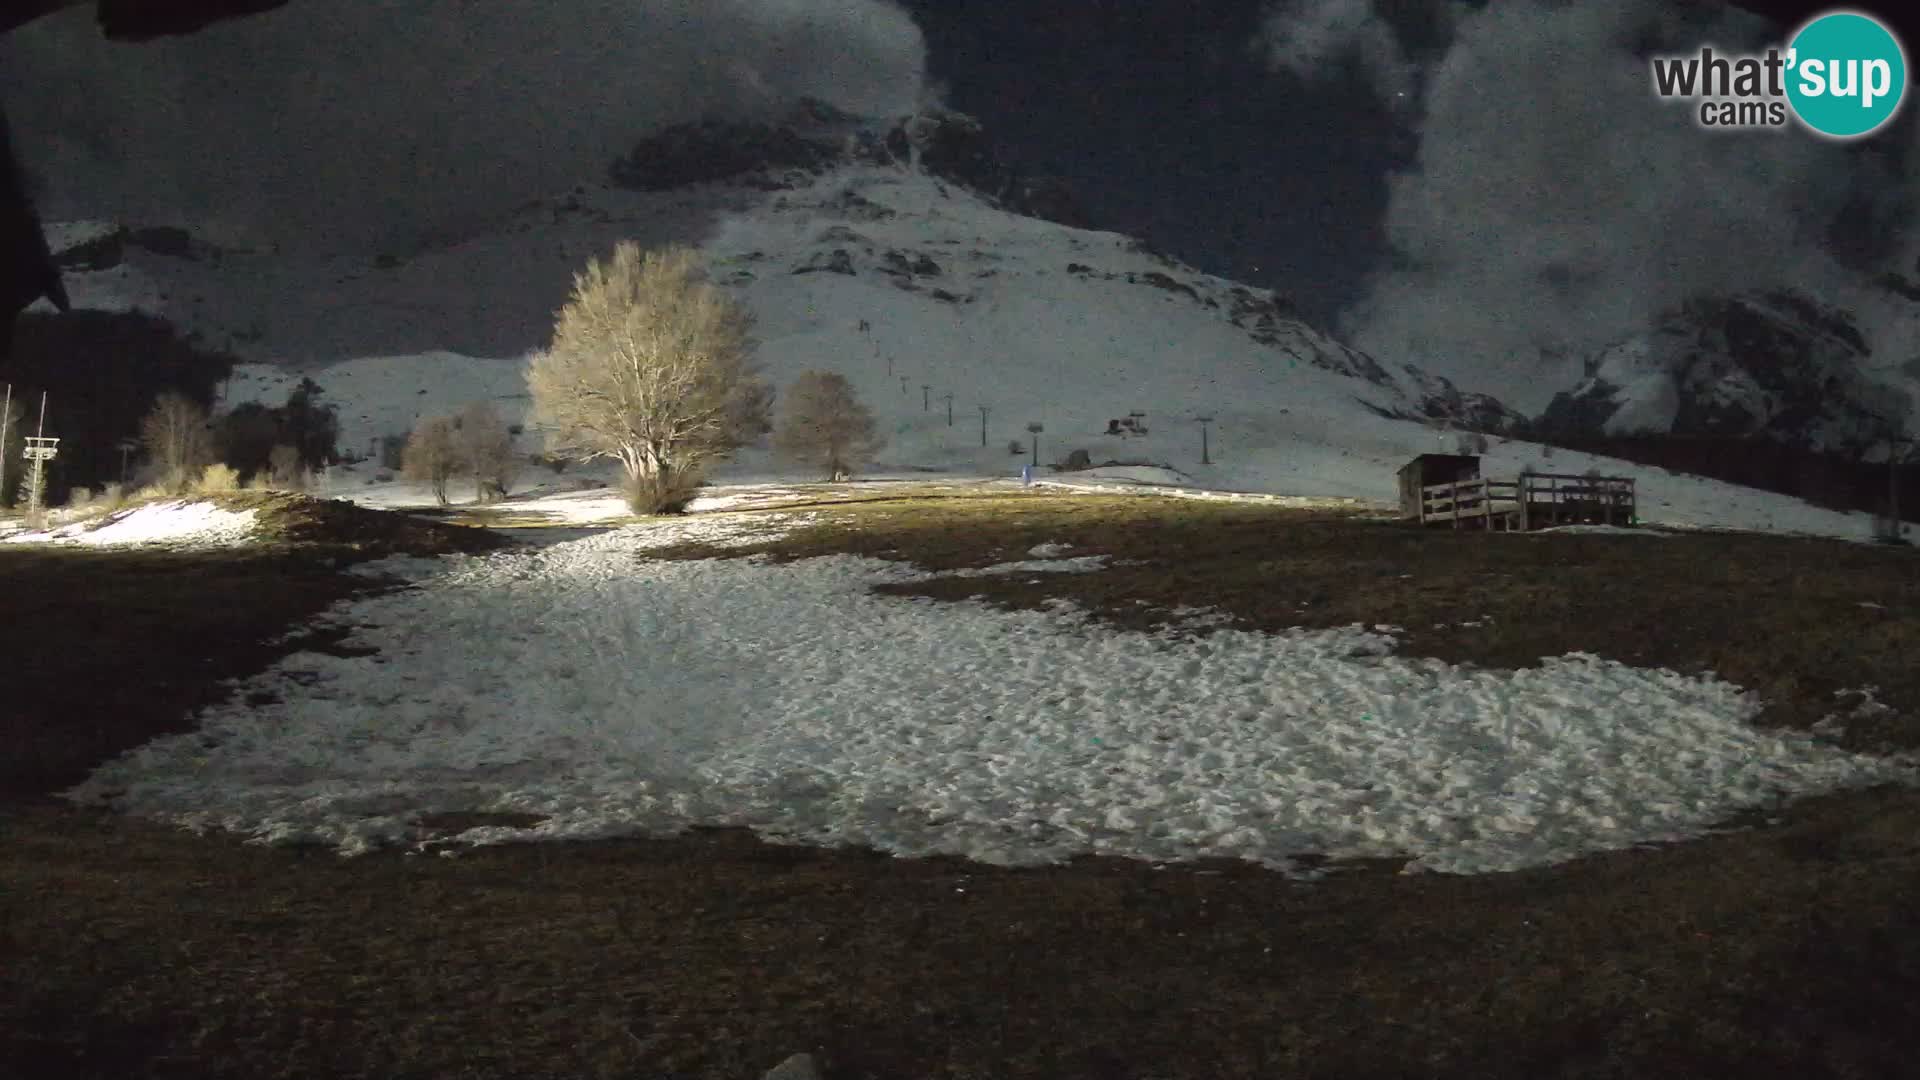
top-left (4, 489), bottom-right (1919, 1079)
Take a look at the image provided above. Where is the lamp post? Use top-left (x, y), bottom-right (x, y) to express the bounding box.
top-left (942, 393), bottom-right (954, 427)
top-left (1027, 422), bottom-right (1043, 468)
top-left (1890, 434), bottom-right (1915, 542)
top-left (979, 405), bottom-right (990, 447)
top-left (922, 384), bottom-right (931, 412)
top-left (0, 382), bottom-right (10, 500)
top-left (1196, 415), bottom-right (1214, 465)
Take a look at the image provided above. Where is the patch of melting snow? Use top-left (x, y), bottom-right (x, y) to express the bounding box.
top-left (7, 501), bottom-right (259, 547)
top-left (1537, 525), bottom-right (1668, 537)
top-left (937, 555), bottom-right (1111, 578)
top-left (1815, 686), bottom-right (1895, 741)
top-left (1164, 606), bottom-right (1236, 633)
top-left (64, 519), bottom-right (1920, 876)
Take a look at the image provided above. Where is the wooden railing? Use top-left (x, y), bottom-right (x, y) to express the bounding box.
top-left (1421, 477), bottom-right (1516, 527)
top-left (1420, 472), bottom-right (1635, 529)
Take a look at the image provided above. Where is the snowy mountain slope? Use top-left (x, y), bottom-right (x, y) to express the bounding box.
top-left (35, 186), bottom-right (768, 364)
top-left (221, 352), bottom-right (532, 466)
top-left (1535, 291), bottom-right (1919, 457)
top-left (68, 151), bottom-right (1525, 478)
top-left (29, 107), bottom-right (1905, 543)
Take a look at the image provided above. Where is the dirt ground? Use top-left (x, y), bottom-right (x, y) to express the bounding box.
top-left (4, 490), bottom-right (1918, 1079)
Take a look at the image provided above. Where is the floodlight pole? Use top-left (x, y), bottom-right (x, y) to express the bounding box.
top-left (979, 405), bottom-right (990, 447)
top-left (942, 393), bottom-right (954, 427)
top-left (1027, 422), bottom-right (1043, 468)
top-left (1892, 435), bottom-right (1913, 540)
top-left (922, 384), bottom-right (931, 412)
top-left (0, 382), bottom-right (10, 501)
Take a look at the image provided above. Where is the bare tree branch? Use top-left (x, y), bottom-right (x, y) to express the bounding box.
top-left (526, 243), bottom-right (769, 513)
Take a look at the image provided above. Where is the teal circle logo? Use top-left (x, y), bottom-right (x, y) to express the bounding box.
top-left (1785, 11), bottom-right (1907, 139)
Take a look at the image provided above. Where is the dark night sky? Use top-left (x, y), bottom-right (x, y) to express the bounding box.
top-left (904, 0), bottom-right (1411, 327)
top-left (893, 0), bottom-right (1920, 404)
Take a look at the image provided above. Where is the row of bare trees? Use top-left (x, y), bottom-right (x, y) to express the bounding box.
top-left (100, 243), bottom-right (883, 517)
top-left (138, 391), bottom-right (319, 493)
top-left (524, 242), bottom-right (883, 513)
top-left (400, 401), bottom-right (518, 506)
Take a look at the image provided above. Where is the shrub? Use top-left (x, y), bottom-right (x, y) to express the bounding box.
top-left (140, 392), bottom-right (215, 493)
top-left (378, 434), bottom-right (407, 471)
top-left (622, 468), bottom-right (704, 515)
top-left (454, 401), bottom-right (517, 503)
top-left (773, 370), bottom-right (884, 481)
top-left (401, 415), bottom-right (460, 505)
top-left (99, 482), bottom-right (125, 511)
top-left (269, 444), bottom-right (304, 489)
top-left (194, 464), bottom-right (241, 494)
top-left (526, 242), bottom-right (770, 515)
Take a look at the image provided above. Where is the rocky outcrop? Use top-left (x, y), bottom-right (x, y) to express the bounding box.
top-left (881, 111), bottom-right (1093, 228)
top-left (608, 115), bottom-right (842, 192)
top-left (1536, 290), bottom-right (1908, 457)
top-left (607, 100), bottom-right (1094, 231)
top-left (1398, 366), bottom-right (1530, 432)
top-left (791, 249), bottom-right (856, 276)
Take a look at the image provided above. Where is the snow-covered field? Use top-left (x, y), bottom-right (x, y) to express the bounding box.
top-left (64, 511), bottom-right (1917, 874)
top-left (25, 141), bottom-right (1919, 878)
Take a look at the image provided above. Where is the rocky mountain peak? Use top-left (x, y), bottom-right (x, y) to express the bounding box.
top-left (1535, 288), bottom-right (1910, 458)
top-left (606, 98), bottom-right (1093, 230)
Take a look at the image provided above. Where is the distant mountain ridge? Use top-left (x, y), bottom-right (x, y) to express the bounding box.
top-left (1533, 290), bottom-right (1914, 459)
top-left (608, 98), bottom-right (1094, 232)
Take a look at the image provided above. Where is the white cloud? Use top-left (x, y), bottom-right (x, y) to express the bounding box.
top-left (0, 0), bottom-right (927, 253)
top-left (1263, 0), bottom-right (1919, 411)
top-left (1254, 0), bottom-right (1452, 112)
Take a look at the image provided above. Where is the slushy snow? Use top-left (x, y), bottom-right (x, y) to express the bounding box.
top-left (8, 500), bottom-right (259, 547)
top-left (65, 513), bottom-right (1916, 875)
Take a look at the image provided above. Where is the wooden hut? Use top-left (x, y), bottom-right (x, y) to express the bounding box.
top-left (1397, 454), bottom-right (1481, 520)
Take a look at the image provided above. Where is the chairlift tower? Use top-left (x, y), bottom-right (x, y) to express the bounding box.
top-left (23, 437), bottom-right (59, 514)
top-left (22, 392), bottom-right (55, 515)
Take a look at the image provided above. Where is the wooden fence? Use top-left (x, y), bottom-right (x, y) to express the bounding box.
top-left (1419, 472), bottom-right (1635, 531)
